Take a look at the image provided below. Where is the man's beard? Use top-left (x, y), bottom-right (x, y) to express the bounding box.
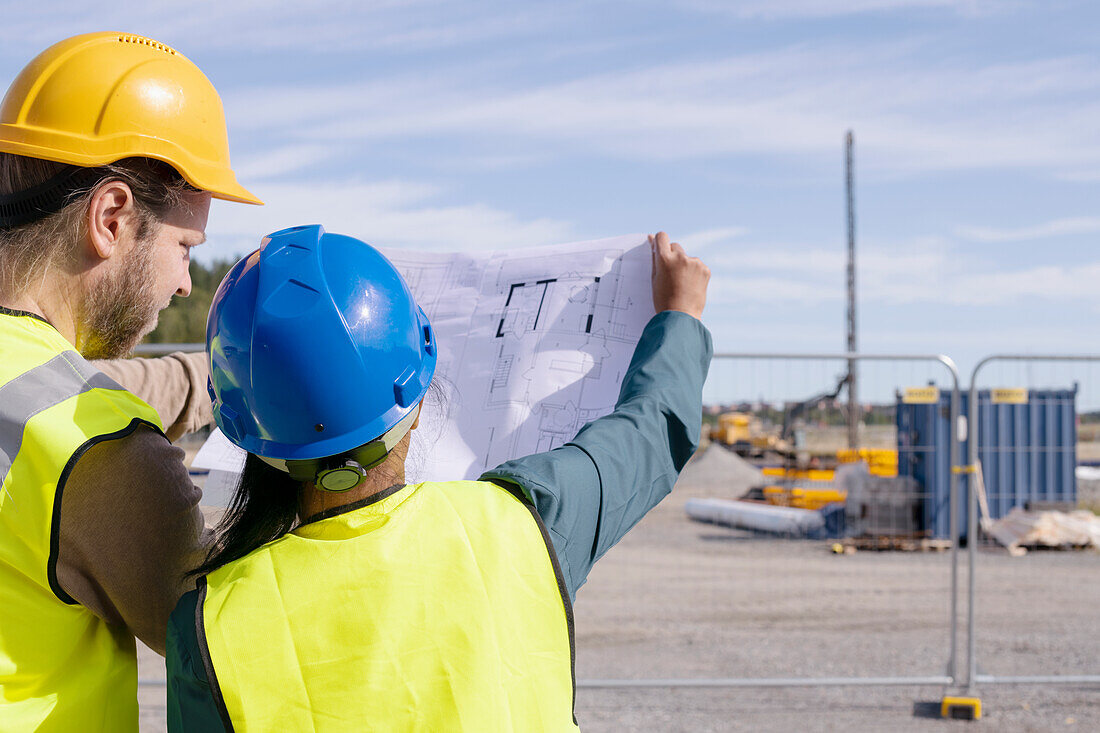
top-left (80, 240), bottom-right (165, 360)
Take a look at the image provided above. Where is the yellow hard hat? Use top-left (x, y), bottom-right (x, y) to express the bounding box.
top-left (0, 32), bottom-right (261, 205)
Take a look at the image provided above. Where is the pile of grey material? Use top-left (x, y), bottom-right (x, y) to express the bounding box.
top-left (680, 446), bottom-right (830, 537)
top-left (675, 444), bottom-right (764, 498)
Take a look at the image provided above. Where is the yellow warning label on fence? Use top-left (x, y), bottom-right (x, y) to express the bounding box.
top-left (903, 386), bottom-right (940, 404)
top-left (991, 387), bottom-right (1028, 404)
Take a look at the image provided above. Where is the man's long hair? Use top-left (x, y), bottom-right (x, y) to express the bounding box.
top-left (0, 153), bottom-right (193, 299)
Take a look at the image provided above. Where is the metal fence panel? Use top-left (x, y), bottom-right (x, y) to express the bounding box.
top-left (966, 356), bottom-right (1100, 691)
top-left (572, 352), bottom-right (963, 689)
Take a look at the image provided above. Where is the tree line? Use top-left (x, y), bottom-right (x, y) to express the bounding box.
top-left (144, 259), bottom-right (237, 345)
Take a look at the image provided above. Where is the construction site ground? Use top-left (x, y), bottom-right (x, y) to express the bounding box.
top-left (137, 444), bottom-right (1100, 731)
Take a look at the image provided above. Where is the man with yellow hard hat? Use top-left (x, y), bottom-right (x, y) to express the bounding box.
top-left (0, 32), bottom-right (259, 730)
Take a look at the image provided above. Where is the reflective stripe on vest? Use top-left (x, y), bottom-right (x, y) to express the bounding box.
top-left (199, 480), bottom-right (578, 733)
top-left (0, 350), bottom-right (126, 484)
top-left (0, 311), bottom-right (163, 732)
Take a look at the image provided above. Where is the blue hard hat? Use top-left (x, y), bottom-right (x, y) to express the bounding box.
top-left (206, 224), bottom-right (436, 463)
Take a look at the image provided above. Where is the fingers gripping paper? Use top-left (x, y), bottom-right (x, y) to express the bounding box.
top-left (194, 235), bottom-right (654, 494)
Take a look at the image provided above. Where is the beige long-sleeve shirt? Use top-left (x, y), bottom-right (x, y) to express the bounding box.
top-left (57, 351), bottom-right (214, 655)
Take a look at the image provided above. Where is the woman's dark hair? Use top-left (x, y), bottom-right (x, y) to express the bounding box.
top-left (189, 453), bottom-right (301, 578)
top-left (188, 380), bottom-right (449, 579)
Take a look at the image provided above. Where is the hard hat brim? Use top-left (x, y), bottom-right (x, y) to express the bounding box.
top-left (206, 179), bottom-right (263, 205)
top-left (0, 133), bottom-right (263, 205)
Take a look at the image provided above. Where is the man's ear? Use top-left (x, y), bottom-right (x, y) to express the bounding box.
top-left (86, 181), bottom-right (137, 261)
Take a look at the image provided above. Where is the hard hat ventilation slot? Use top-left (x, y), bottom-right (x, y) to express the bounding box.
top-left (116, 35), bottom-right (178, 55)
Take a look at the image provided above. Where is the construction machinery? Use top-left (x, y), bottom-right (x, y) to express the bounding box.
top-left (713, 412), bottom-right (788, 457)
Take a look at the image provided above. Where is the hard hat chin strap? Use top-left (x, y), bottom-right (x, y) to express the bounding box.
top-left (256, 404), bottom-right (422, 492)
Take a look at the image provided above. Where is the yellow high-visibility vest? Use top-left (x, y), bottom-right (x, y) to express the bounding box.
top-left (199, 480), bottom-right (577, 732)
top-left (0, 310), bottom-right (163, 732)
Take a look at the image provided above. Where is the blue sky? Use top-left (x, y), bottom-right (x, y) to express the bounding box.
top-left (2, 0), bottom-right (1099, 402)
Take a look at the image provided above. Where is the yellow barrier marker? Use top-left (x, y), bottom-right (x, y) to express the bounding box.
top-left (763, 486), bottom-right (847, 511)
top-left (991, 387), bottom-right (1028, 405)
top-left (941, 696), bottom-right (982, 720)
top-left (761, 467), bottom-right (836, 481)
top-left (903, 386), bottom-right (940, 404)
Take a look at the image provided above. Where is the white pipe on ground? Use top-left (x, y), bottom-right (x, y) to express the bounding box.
top-left (685, 498), bottom-right (825, 535)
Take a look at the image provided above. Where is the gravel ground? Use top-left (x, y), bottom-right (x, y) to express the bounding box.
top-left (564, 461), bottom-right (1100, 732)
top-left (136, 446), bottom-right (1100, 731)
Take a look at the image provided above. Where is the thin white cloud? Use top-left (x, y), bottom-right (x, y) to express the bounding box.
top-left (1056, 169), bottom-right (1100, 182)
top-left (707, 274), bottom-right (840, 306)
top-left (703, 237), bottom-right (1100, 308)
top-left (680, 0), bottom-right (1014, 20)
top-left (709, 245), bottom-right (845, 272)
top-left (955, 217), bottom-right (1100, 242)
top-left (428, 151), bottom-right (551, 171)
top-left (5, 7), bottom-right (1094, 179)
top-left (957, 263), bottom-right (1100, 304)
top-left (232, 144), bottom-right (341, 181)
top-left (680, 227), bottom-right (749, 252)
top-left (202, 179), bottom-right (573, 261)
top-left (0, 1), bottom-right (554, 53)
top-left (219, 43), bottom-right (1100, 177)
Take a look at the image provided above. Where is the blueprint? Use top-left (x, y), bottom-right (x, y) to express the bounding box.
top-left (383, 234), bottom-right (653, 481)
top-left (193, 234), bottom-right (654, 487)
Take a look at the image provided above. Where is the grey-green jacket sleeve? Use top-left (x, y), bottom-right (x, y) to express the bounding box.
top-left (481, 310), bottom-right (712, 599)
top-left (166, 589), bottom-right (227, 732)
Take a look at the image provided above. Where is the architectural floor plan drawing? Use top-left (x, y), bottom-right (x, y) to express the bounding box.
top-left (381, 234), bottom-right (653, 481)
top-left (194, 235), bottom-right (654, 486)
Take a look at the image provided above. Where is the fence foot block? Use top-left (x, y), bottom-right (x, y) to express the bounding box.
top-left (941, 696), bottom-right (982, 720)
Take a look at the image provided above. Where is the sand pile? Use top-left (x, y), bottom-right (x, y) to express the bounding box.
top-left (674, 443), bottom-right (765, 499)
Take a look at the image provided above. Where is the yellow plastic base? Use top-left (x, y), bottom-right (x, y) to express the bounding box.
top-left (941, 696), bottom-right (982, 720)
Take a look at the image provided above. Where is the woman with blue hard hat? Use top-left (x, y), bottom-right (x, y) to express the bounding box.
top-left (166, 224), bottom-right (711, 731)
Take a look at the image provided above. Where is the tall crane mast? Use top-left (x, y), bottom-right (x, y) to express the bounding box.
top-left (846, 131), bottom-right (859, 450)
